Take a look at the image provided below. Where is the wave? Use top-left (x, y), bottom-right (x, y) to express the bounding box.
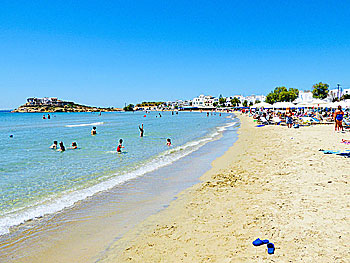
top-left (0, 118), bottom-right (237, 235)
top-left (65, 122), bottom-right (104, 127)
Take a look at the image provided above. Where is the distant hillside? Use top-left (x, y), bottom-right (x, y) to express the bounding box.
top-left (12, 98), bottom-right (123, 113)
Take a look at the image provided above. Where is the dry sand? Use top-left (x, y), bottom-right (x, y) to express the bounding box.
top-left (100, 114), bottom-right (350, 263)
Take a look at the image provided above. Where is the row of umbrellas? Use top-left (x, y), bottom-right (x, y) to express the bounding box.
top-left (252, 100), bottom-right (350, 109)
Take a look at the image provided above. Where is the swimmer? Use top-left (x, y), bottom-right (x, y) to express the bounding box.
top-left (139, 124), bottom-right (144, 137)
top-left (58, 141), bottom-right (65, 152)
top-left (166, 138), bottom-right (171, 146)
top-left (47, 114), bottom-right (51, 119)
top-left (116, 139), bottom-right (124, 153)
top-left (50, 141), bottom-right (58, 149)
top-left (91, 126), bottom-right (97, 135)
top-left (9, 135), bottom-right (13, 138)
top-left (70, 142), bottom-right (78, 149)
top-left (159, 113), bottom-right (162, 117)
top-left (43, 115), bottom-right (46, 119)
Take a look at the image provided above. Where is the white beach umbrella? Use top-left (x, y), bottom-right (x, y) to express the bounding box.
top-left (309, 99), bottom-right (328, 107)
top-left (272, 102), bottom-right (296, 108)
top-left (251, 102), bottom-right (272, 108)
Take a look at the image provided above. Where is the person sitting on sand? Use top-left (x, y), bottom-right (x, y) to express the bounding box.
top-left (50, 141), bottom-right (58, 149)
top-left (116, 139), bottom-right (124, 153)
top-left (58, 141), bottom-right (65, 152)
top-left (70, 142), bottom-right (78, 149)
top-left (166, 138), bottom-right (171, 146)
top-left (139, 124), bottom-right (144, 137)
top-left (91, 126), bottom-right (97, 135)
top-left (334, 106), bottom-right (344, 131)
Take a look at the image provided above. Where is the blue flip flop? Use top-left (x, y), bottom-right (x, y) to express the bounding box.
top-left (267, 243), bottom-right (275, 254)
top-left (252, 238), bottom-right (269, 246)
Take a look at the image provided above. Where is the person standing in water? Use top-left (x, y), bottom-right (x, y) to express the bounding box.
top-left (116, 139), bottom-right (124, 153)
top-left (58, 141), bottom-right (65, 152)
top-left (166, 138), bottom-right (171, 146)
top-left (139, 124), bottom-right (144, 137)
top-left (91, 126), bottom-right (97, 135)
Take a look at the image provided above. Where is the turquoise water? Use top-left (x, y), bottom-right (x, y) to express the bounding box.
top-left (0, 111), bottom-right (233, 234)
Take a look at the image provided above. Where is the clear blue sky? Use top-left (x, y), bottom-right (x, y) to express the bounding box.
top-left (1, 0), bottom-right (350, 109)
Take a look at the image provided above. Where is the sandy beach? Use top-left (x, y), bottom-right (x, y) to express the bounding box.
top-left (100, 114), bottom-right (350, 262)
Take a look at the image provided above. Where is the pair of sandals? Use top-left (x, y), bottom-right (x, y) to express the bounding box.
top-left (252, 238), bottom-right (275, 254)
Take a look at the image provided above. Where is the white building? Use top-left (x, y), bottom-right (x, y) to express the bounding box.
top-left (192, 95), bottom-right (217, 108)
top-left (294, 91), bottom-right (313, 103)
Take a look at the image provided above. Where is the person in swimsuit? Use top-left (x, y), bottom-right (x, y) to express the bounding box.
top-left (334, 105), bottom-right (344, 131)
top-left (70, 142), bottom-right (78, 149)
top-left (139, 124), bottom-right (144, 137)
top-left (58, 141), bottom-right (65, 152)
top-left (116, 139), bottom-right (124, 153)
top-left (91, 126), bottom-right (97, 135)
top-left (286, 108), bottom-right (293, 128)
top-left (50, 141), bottom-right (58, 149)
top-left (166, 138), bottom-right (171, 146)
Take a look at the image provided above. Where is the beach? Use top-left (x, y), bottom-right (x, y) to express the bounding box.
top-left (100, 114), bottom-right (350, 262)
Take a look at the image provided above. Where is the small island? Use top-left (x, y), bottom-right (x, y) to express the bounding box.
top-left (12, 97), bottom-right (123, 113)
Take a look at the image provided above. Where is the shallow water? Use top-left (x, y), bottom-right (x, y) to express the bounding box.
top-left (0, 111), bottom-right (231, 235)
top-left (0, 112), bottom-right (239, 262)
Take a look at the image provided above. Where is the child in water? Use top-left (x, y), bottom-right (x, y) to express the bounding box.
top-left (166, 138), bottom-right (171, 146)
top-left (116, 139), bottom-right (124, 153)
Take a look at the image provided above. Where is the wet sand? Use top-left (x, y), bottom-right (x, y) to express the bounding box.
top-left (100, 114), bottom-right (350, 262)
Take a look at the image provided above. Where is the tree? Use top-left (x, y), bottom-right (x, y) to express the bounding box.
top-left (219, 97), bottom-right (226, 105)
top-left (242, 100), bottom-right (248, 107)
top-left (213, 102), bottom-right (218, 107)
top-left (312, 82), bottom-right (329, 99)
top-left (123, 104), bottom-right (134, 111)
top-left (249, 101), bottom-right (253, 106)
top-left (230, 97), bottom-right (241, 107)
top-left (341, 94), bottom-right (350, 100)
top-left (255, 99), bottom-right (261, 104)
top-left (265, 86), bottom-right (299, 103)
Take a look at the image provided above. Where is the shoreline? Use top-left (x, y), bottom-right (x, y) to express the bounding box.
top-left (0, 113), bottom-right (238, 262)
top-left (100, 114), bottom-right (350, 262)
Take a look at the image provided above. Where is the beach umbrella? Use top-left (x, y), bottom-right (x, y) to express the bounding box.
top-left (309, 99), bottom-right (328, 107)
top-left (272, 102), bottom-right (296, 108)
top-left (251, 102), bottom-right (272, 108)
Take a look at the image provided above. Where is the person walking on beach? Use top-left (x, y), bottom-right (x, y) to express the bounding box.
top-left (91, 126), bottom-right (97, 135)
top-left (334, 105), bottom-right (344, 131)
top-left (116, 139), bottom-right (124, 153)
top-left (286, 108), bottom-right (293, 128)
top-left (139, 124), bottom-right (144, 137)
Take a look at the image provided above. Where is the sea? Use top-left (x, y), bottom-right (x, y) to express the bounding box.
top-left (0, 110), bottom-right (237, 241)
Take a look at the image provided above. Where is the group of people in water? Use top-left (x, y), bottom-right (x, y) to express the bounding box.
top-left (50, 141), bottom-right (77, 152)
top-left (52, 123), bottom-right (171, 154)
top-left (43, 114), bottom-right (51, 119)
